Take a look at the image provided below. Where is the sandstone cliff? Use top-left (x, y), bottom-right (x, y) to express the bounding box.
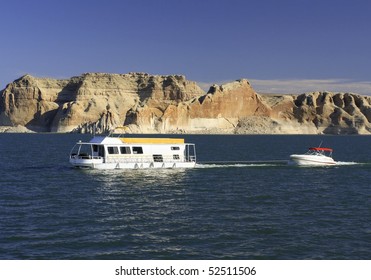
top-left (0, 73), bottom-right (204, 133)
top-left (126, 78), bottom-right (271, 133)
top-left (1, 73), bottom-right (371, 134)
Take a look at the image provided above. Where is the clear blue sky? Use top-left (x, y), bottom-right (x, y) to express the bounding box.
top-left (2, 0), bottom-right (371, 94)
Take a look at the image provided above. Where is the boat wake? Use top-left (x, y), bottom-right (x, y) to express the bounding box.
top-left (334, 161), bottom-right (359, 166)
top-left (195, 163), bottom-right (285, 168)
top-left (196, 160), bottom-right (360, 168)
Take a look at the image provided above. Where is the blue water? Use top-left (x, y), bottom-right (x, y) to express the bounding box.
top-left (0, 134), bottom-right (370, 259)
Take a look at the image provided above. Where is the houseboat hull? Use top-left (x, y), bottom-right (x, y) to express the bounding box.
top-left (69, 158), bottom-right (196, 169)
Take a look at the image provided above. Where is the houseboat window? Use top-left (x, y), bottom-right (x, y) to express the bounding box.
top-left (120, 146), bottom-right (131, 154)
top-left (107, 146), bottom-right (119, 154)
top-left (93, 145), bottom-right (105, 157)
top-left (173, 155), bottom-right (180, 160)
top-left (171, 146), bottom-right (180, 150)
top-left (153, 154), bottom-right (163, 162)
top-left (98, 145), bottom-right (105, 157)
top-left (132, 147), bottom-right (143, 154)
top-left (76, 144), bottom-right (91, 159)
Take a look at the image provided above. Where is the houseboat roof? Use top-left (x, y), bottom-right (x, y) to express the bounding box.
top-left (88, 136), bottom-right (185, 145)
top-left (121, 138), bottom-right (184, 144)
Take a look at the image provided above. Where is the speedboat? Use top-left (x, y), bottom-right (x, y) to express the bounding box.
top-left (290, 147), bottom-right (336, 166)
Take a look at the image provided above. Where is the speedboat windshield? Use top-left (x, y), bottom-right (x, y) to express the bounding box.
top-left (307, 147), bottom-right (333, 157)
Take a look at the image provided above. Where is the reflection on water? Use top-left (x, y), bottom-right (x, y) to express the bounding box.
top-left (81, 169), bottom-right (191, 223)
top-left (86, 168), bottom-right (189, 189)
top-left (64, 168), bottom-right (197, 259)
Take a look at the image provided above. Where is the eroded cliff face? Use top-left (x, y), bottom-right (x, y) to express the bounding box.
top-left (292, 92), bottom-right (371, 134)
top-left (126, 79), bottom-right (272, 133)
top-left (243, 91), bottom-right (371, 134)
top-left (1, 73), bottom-right (371, 134)
top-left (0, 73), bottom-right (204, 133)
top-left (0, 76), bottom-right (69, 131)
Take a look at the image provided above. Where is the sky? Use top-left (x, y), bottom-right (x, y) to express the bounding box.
top-left (1, 0), bottom-right (371, 94)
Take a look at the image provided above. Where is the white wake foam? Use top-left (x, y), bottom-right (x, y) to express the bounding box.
top-left (196, 161), bottom-right (361, 168)
top-left (334, 161), bottom-right (359, 166)
top-left (195, 163), bottom-right (280, 168)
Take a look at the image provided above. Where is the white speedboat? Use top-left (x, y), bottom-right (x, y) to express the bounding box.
top-left (69, 136), bottom-right (196, 169)
top-left (290, 147), bottom-right (336, 166)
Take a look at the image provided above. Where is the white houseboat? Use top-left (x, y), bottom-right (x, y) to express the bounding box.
top-left (69, 136), bottom-right (196, 169)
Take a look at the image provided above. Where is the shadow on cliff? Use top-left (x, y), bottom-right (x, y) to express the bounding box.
top-left (25, 81), bottom-right (80, 132)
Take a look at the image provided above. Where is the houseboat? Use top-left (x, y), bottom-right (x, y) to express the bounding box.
top-left (69, 136), bottom-right (196, 169)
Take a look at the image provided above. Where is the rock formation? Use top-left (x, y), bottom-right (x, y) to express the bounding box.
top-left (126, 79), bottom-right (271, 133)
top-left (291, 91), bottom-right (371, 134)
top-left (0, 73), bottom-right (204, 133)
top-left (1, 73), bottom-right (371, 134)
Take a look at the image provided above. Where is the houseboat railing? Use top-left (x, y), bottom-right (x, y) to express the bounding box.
top-left (70, 154), bottom-right (103, 160)
top-left (105, 154), bottom-right (193, 164)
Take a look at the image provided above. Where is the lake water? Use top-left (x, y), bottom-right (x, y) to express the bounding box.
top-left (0, 133), bottom-right (370, 259)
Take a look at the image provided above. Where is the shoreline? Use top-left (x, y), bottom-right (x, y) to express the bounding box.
top-left (1, 125), bottom-right (371, 136)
